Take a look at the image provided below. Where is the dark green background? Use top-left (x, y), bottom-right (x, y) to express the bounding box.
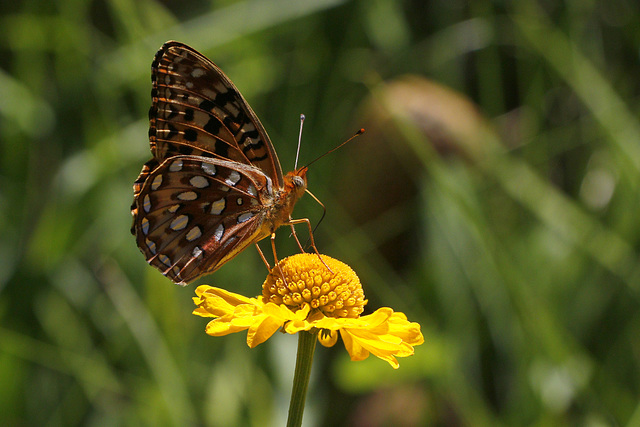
top-left (2, 0), bottom-right (640, 425)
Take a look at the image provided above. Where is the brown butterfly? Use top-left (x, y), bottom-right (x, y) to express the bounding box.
top-left (131, 41), bottom-right (315, 286)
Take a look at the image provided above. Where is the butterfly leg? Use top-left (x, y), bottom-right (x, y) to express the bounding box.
top-left (287, 218), bottom-right (334, 274)
top-left (255, 238), bottom-right (290, 285)
top-left (255, 243), bottom-right (272, 270)
top-left (269, 232), bottom-right (292, 285)
top-left (289, 223), bottom-right (306, 253)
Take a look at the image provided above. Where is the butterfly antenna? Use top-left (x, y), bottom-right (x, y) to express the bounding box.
top-left (294, 114), bottom-right (305, 170)
top-left (304, 189), bottom-right (327, 247)
top-left (303, 128), bottom-right (365, 169)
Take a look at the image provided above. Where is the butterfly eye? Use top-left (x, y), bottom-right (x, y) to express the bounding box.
top-left (292, 176), bottom-right (306, 188)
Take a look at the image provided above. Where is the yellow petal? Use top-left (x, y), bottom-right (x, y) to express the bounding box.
top-left (204, 318), bottom-right (248, 336)
top-left (340, 329), bottom-right (370, 361)
top-left (194, 287), bottom-right (287, 347)
top-left (357, 307), bottom-right (394, 326)
top-left (247, 315), bottom-right (283, 347)
top-left (388, 313), bottom-right (425, 346)
top-left (334, 309), bottom-right (424, 369)
top-left (192, 285), bottom-right (254, 318)
top-left (284, 319), bottom-right (311, 334)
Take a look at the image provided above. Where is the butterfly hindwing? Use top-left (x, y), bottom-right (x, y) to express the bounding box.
top-left (132, 155), bottom-right (273, 285)
top-left (150, 41), bottom-right (284, 187)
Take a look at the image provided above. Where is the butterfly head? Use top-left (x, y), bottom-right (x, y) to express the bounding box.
top-left (284, 166), bottom-right (308, 200)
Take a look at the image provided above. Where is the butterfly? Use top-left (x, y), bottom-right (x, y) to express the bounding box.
top-left (131, 41), bottom-right (314, 286)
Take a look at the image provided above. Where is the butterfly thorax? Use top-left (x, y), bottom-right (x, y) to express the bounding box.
top-left (264, 167), bottom-right (308, 231)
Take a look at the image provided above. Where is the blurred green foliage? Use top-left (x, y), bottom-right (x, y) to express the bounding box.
top-left (2, 0), bottom-right (640, 425)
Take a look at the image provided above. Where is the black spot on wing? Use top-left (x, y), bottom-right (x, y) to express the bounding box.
top-left (214, 90), bottom-right (236, 108)
top-left (184, 128), bottom-right (198, 142)
top-left (178, 144), bottom-right (194, 155)
top-left (214, 140), bottom-right (229, 158)
top-left (199, 99), bottom-right (214, 111)
top-left (203, 117), bottom-right (222, 135)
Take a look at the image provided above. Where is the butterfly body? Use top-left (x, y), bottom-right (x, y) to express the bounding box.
top-left (131, 41), bottom-right (308, 285)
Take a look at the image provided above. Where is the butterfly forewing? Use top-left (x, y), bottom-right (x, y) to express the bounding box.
top-left (133, 156), bottom-right (273, 284)
top-left (150, 41), bottom-right (283, 187)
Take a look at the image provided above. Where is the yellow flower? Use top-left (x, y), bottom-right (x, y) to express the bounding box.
top-left (193, 254), bottom-right (424, 369)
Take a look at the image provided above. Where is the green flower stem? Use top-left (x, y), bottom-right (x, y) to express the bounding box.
top-left (286, 330), bottom-right (317, 427)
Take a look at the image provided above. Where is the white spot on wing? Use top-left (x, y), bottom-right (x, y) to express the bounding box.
top-left (211, 198), bottom-right (226, 215)
top-left (170, 215), bottom-right (189, 231)
top-left (177, 191), bottom-right (198, 201)
top-left (214, 224), bottom-right (224, 242)
top-left (158, 254), bottom-right (172, 267)
top-left (226, 171), bottom-right (241, 186)
top-left (201, 163), bottom-right (216, 175)
top-left (169, 158), bottom-right (183, 172)
top-left (265, 177), bottom-right (273, 195)
top-left (192, 246), bottom-right (203, 258)
top-left (151, 175), bottom-right (163, 190)
top-left (141, 217), bottom-right (150, 235)
top-left (143, 195), bottom-right (151, 213)
top-left (145, 238), bottom-right (156, 254)
top-left (190, 175), bottom-right (209, 188)
top-left (191, 68), bottom-right (205, 78)
top-left (185, 226), bottom-right (202, 242)
top-left (237, 212), bottom-right (253, 223)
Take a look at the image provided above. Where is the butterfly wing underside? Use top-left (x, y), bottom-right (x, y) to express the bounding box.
top-left (132, 41), bottom-right (288, 285)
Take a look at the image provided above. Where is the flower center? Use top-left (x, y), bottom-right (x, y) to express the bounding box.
top-left (262, 253), bottom-right (367, 318)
